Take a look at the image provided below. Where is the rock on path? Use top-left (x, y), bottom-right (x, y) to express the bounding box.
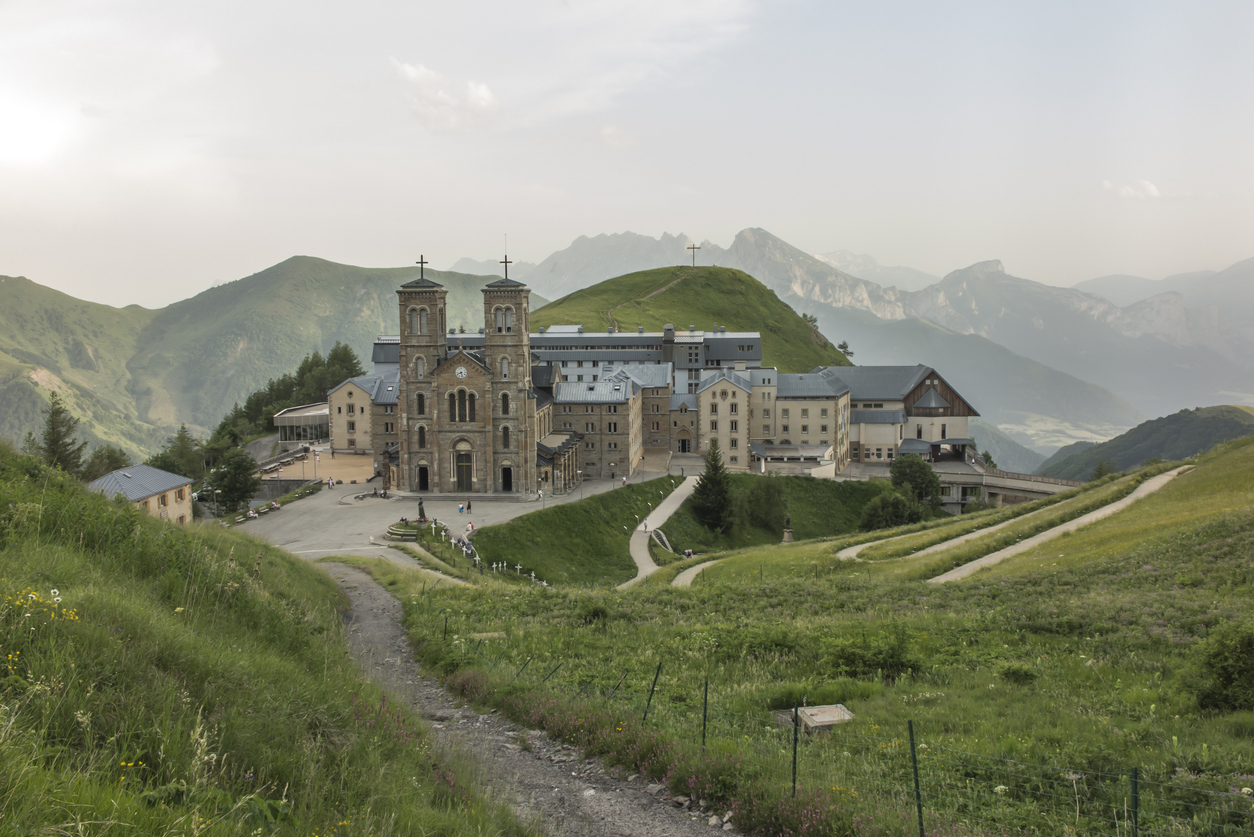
top-left (324, 562), bottom-right (725, 837)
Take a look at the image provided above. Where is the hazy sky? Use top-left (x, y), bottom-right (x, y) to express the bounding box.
top-left (3, 1), bottom-right (1252, 307)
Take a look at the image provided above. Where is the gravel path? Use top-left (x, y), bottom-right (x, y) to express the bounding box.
top-left (671, 560), bottom-right (721, 588)
top-left (927, 465), bottom-right (1190, 583)
top-left (836, 500), bottom-right (1064, 561)
top-left (617, 476), bottom-right (700, 590)
top-left (324, 562), bottom-right (730, 837)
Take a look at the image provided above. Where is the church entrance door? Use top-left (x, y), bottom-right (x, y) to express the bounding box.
top-left (678, 438), bottom-right (691, 453)
top-left (502, 467), bottom-right (513, 492)
top-left (456, 453), bottom-right (472, 492)
top-left (417, 466), bottom-right (429, 492)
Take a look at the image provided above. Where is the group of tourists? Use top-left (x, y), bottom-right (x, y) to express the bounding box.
top-left (458, 499), bottom-right (472, 514)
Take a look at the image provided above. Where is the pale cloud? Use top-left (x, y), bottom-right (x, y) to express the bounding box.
top-left (1103, 179), bottom-right (1161, 199)
top-left (601, 125), bottom-right (639, 148)
top-left (390, 59), bottom-right (499, 133)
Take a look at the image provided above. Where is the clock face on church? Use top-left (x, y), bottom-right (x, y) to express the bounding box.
top-left (455, 366), bottom-right (468, 379)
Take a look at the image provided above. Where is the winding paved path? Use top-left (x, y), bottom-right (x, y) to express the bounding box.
top-left (671, 559), bottom-right (721, 588)
top-left (616, 476), bottom-right (700, 590)
top-left (837, 500), bottom-right (1063, 561)
top-left (928, 465), bottom-right (1190, 583)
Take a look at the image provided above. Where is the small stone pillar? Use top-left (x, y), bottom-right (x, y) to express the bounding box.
top-left (782, 512), bottom-right (793, 544)
top-left (782, 528), bottom-right (794, 544)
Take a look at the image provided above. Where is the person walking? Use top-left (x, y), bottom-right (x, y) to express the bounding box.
top-left (458, 502), bottom-right (464, 514)
top-left (467, 499), bottom-right (472, 513)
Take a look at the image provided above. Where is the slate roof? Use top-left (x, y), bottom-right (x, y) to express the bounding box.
top-left (328, 371), bottom-right (400, 405)
top-left (88, 464), bottom-right (191, 503)
top-left (530, 365), bottom-right (560, 388)
top-left (400, 275), bottom-right (443, 289)
top-left (819, 365), bottom-right (931, 400)
top-left (485, 277), bottom-right (526, 288)
top-left (897, 439), bottom-right (932, 455)
top-left (670, 393), bottom-right (698, 411)
top-left (600, 363), bottom-right (673, 389)
top-left (776, 372), bottom-right (849, 399)
top-left (696, 369), bottom-right (751, 394)
top-left (850, 410), bottom-right (906, 424)
top-left (553, 380), bottom-right (634, 404)
top-left (372, 340), bottom-right (400, 365)
top-left (913, 387), bottom-right (951, 409)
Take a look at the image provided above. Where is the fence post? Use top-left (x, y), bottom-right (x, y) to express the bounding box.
top-left (541, 661), bottom-right (564, 684)
top-left (792, 703), bottom-right (800, 798)
top-left (908, 720), bottom-right (925, 837)
top-left (511, 655), bottom-right (533, 682)
top-left (1131, 766), bottom-right (1139, 837)
top-left (607, 670), bottom-right (628, 703)
top-left (489, 649), bottom-right (507, 671)
top-left (443, 614), bottom-right (448, 642)
top-left (701, 678), bottom-right (709, 749)
top-left (643, 661), bottom-right (663, 721)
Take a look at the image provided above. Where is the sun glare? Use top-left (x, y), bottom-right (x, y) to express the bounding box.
top-left (0, 89), bottom-right (78, 166)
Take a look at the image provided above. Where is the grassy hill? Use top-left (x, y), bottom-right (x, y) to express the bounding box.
top-left (0, 275), bottom-right (164, 458)
top-left (532, 266), bottom-right (851, 372)
top-left (1040, 404), bottom-right (1254, 479)
top-left (1, 259), bottom-right (549, 456)
top-left (0, 440), bottom-right (523, 834)
top-left (1035, 439), bottom-right (1097, 473)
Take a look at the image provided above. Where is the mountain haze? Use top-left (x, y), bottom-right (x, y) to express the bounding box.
top-left (813, 250), bottom-right (940, 292)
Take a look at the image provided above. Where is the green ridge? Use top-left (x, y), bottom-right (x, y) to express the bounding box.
top-left (532, 266), bottom-right (851, 373)
top-left (1040, 404), bottom-right (1254, 479)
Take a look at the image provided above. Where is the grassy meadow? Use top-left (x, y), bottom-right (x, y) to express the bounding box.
top-left (358, 439), bottom-right (1254, 836)
top-left (0, 441), bottom-right (531, 836)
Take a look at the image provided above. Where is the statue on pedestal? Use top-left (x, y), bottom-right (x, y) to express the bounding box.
top-left (782, 512), bottom-right (794, 544)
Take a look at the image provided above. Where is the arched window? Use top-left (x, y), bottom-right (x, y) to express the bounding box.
top-left (418, 426), bottom-right (426, 448)
top-left (413, 356), bottom-right (424, 378)
top-left (501, 392), bottom-right (510, 415)
top-left (457, 390), bottom-right (467, 423)
top-left (504, 307), bottom-right (513, 333)
top-left (468, 393), bottom-right (476, 422)
top-left (502, 426), bottom-right (510, 448)
top-left (500, 356), bottom-right (510, 379)
top-left (408, 308), bottom-right (418, 334)
top-left (419, 309), bottom-right (428, 334)
top-left (439, 307), bottom-right (444, 333)
top-left (449, 392), bottom-right (457, 421)
top-left (417, 393), bottom-right (426, 415)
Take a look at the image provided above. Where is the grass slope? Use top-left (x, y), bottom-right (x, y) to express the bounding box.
top-left (1035, 438), bottom-right (1096, 473)
top-left (471, 477), bottom-right (683, 586)
top-left (0, 275), bottom-right (165, 458)
top-left (388, 444), bottom-right (1254, 834)
top-left (532, 266), bottom-right (851, 373)
top-left (1040, 404), bottom-right (1254, 479)
top-left (659, 473), bottom-right (894, 554)
top-left (0, 441), bottom-right (527, 835)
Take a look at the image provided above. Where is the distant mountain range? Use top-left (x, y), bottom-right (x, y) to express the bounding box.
top-left (0, 259), bottom-right (548, 457)
top-left (461, 228), bottom-right (1254, 446)
top-left (1038, 405), bottom-right (1254, 480)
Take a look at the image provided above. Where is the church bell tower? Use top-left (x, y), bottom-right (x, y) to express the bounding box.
top-left (482, 260), bottom-right (535, 495)
top-left (397, 257), bottom-right (447, 492)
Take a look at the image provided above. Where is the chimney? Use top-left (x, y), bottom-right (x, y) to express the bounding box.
top-left (637, 326), bottom-right (644, 333)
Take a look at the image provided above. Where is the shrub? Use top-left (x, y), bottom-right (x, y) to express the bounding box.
top-left (820, 626), bottom-right (918, 682)
top-left (859, 491), bottom-right (923, 531)
top-left (1184, 618), bottom-right (1254, 712)
top-left (998, 663), bottom-right (1038, 685)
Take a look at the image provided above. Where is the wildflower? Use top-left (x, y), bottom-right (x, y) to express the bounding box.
top-left (994, 785), bottom-right (1008, 795)
top-left (50, 589), bottom-right (59, 597)
top-left (1244, 788), bottom-right (1253, 796)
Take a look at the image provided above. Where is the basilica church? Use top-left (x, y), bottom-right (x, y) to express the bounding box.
top-left (324, 270), bottom-right (980, 496)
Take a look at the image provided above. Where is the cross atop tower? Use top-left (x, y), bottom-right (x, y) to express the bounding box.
top-left (415, 254), bottom-right (428, 279)
top-left (687, 244), bottom-right (700, 267)
top-left (500, 254), bottom-right (512, 280)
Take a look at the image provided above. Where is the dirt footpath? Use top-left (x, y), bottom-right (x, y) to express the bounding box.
top-left (323, 563), bottom-right (729, 837)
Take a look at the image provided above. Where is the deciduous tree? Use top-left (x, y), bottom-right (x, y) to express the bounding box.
top-left (215, 447), bottom-right (262, 511)
top-left (890, 453), bottom-right (942, 508)
top-left (82, 445), bottom-right (132, 482)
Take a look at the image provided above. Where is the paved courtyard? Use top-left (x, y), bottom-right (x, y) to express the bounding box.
top-left (242, 452), bottom-right (706, 559)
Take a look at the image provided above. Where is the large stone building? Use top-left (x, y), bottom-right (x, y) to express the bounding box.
top-left (340, 273), bottom-right (978, 494)
top-left (88, 464), bottom-right (194, 525)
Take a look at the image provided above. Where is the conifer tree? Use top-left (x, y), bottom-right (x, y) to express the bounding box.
top-left (691, 439), bottom-right (733, 533)
top-left (40, 392), bottom-right (88, 476)
top-left (82, 445), bottom-right (132, 482)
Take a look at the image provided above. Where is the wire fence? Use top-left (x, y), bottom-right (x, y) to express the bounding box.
top-left (426, 612), bottom-right (1254, 837)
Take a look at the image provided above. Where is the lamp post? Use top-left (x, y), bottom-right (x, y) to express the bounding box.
top-left (577, 470), bottom-right (583, 500)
